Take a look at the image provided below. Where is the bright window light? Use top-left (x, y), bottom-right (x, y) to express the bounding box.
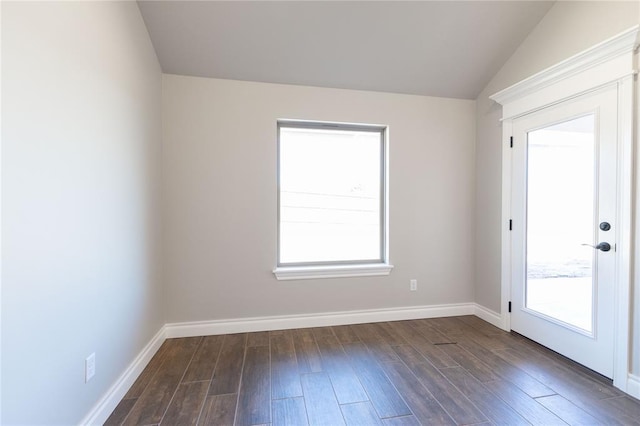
top-left (278, 121), bottom-right (387, 266)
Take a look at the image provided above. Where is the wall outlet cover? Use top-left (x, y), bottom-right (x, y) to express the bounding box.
top-left (85, 353), bottom-right (96, 383)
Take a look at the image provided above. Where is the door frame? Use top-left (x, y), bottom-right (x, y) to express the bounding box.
top-left (490, 25), bottom-right (638, 392)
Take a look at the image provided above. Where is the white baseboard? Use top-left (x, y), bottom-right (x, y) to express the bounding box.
top-left (80, 327), bottom-right (166, 426)
top-left (165, 302), bottom-right (477, 338)
top-left (473, 304), bottom-right (505, 330)
top-left (88, 301), bottom-right (639, 424)
top-left (81, 303), bottom-right (479, 424)
top-left (627, 374), bottom-right (640, 399)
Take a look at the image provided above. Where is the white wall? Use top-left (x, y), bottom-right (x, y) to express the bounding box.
top-left (1, 2), bottom-right (163, 424)
top-left (474, 1), bottom-right (640, 372)
top-left (0, 1), bottom-right (4, 421)
top-left (635, 2), bottom-right (640, 378)
top-left (163, 75), bottom-right (476, 323)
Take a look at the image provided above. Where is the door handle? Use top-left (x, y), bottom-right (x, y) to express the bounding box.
top-left (581, 242), bottom-right (611, 252)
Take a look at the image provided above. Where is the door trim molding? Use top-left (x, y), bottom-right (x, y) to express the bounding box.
top-left (491, 25), bottom-right (639, 117)
top-left (490, 25), bottom-right (639, 392)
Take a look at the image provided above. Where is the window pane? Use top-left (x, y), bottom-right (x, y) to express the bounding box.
top-left (526, 114), bottom-right (595, 332)
top-left (279, 126), bottom-right (382, 264)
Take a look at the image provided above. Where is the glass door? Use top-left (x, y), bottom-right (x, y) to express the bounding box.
top-left (526, 114), bottom-right (596, 333)
top-left (510, 86), bottom-right (617, 378)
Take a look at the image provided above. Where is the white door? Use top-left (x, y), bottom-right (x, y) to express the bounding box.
top-left (511, 85), bottom-right (618, 378)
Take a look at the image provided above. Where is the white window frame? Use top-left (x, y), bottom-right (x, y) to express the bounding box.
top-left (273, 120), bottom-right (393, 280)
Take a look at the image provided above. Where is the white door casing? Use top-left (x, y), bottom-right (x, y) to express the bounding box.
top-left (490, 26), bottom-right (638, 391)
top-left (511, 86), bottom-right (617, 377)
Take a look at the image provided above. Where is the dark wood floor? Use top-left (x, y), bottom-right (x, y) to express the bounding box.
top-left (106, 315), bottom-right (640, 425)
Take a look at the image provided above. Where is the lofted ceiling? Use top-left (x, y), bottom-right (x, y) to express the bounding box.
top-left (137, 1), bottom-right (554, 100)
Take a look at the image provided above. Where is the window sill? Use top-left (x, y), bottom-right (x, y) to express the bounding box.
top-left (273, 263), bottom-right (394, 281)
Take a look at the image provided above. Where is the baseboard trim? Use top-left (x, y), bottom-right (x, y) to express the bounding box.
top-left (81, 303), bottom-right (476, 423)
top-left (80, 327), bottom-right (166, 426)
top-left (627, 374), bottom-right (640, 399)
top-left (165, 303), bottom-right (477, 338)
top-left (82, 302), bottom-right (638, 423)
top-left (473, 304), bottom-right (505, 330)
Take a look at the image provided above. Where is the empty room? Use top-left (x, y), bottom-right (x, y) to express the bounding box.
top-left (2, 0), bottom-right (640, 425)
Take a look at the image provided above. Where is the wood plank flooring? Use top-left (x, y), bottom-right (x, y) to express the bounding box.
top-left (106, 316), bottom-right (640, 425)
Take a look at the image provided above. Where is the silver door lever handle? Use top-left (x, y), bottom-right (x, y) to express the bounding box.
top-left (581, 242), bottom-right (611, 252)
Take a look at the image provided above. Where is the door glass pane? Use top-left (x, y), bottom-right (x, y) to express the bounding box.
top-left (526, 114), bottom-right (595, 332)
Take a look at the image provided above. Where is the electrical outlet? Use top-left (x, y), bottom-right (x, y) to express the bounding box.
top-left (85, 353), bottom-right (96, 383)
top-left (410, 279), bottom-right (417, 291)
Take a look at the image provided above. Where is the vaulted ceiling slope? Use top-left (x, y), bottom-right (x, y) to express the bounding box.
top-left (138, 1), bottom-right (554, 99)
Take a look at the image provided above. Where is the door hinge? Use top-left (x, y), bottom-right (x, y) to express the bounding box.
top-left (508, 301), bottom-right (512, 313)
top-left (510, 136), bottom-right (513, 148)
top-left (509, 219), bottom-right (512, 231)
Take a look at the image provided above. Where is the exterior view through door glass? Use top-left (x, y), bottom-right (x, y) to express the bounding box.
top-left (511, 86), bottom-right (617, 378)
top-left (526, 114), bottom-right (595, 332)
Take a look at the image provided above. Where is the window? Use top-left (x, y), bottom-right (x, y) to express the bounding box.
top-left (274, 120), bottom-right (393, 280)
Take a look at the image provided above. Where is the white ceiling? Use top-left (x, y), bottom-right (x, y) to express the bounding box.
top-left (137, 1), bottom-right (554, 100)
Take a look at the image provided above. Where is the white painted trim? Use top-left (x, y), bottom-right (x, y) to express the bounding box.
top-left (501, 121), bottom-right (513, 334)
top-left (491, 27), bottom-right (636, 390)
top-left (0, 1), bottom-right (4, 421)
top-left (79, 327), bottom-right (166, 426)
top-left (80, 303), bottom-right (640, 422)
top-left (491, 26), bottom-right (640, 122)
top-left (273, 263), bottom-right (393, 280)
top-left (627, 374), bottom-right (640, 399)
top-left (473, 304), bottom-right (504, 330)
top-left (490, 25), bottom-right (639, 106)
top-left (165, 303), bottom-right (474, 338)
top-left (613, 73), bottom-right (635, 392)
